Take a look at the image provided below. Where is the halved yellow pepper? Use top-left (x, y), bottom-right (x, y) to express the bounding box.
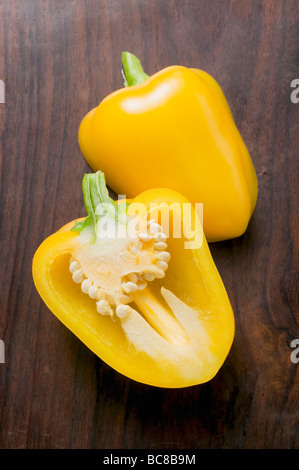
top-left (78, 52), bottom-right (258, 242)
top-left (32, 171), bottom-right (234, 388)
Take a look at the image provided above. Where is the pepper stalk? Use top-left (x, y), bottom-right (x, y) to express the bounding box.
top-left (122, 51), bottom-right (149, 87)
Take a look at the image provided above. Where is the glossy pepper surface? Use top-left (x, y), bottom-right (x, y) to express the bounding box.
top-left (32, 171), bottom-right (234, 388)
top-left (78, 52), bottom-right (258, 243)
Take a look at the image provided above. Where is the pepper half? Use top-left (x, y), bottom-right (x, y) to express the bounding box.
top-left (78, 52), bottom-right (258, 243)
top-left (32, 171), bottom-right (234, 388)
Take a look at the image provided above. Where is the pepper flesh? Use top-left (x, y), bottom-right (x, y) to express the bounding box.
top-left (78, 52), bottom-right (258, 242)
top-left (32, 174), bottom-right (235, 388)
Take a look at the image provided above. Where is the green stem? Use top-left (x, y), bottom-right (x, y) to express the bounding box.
top-left (71, 171), bottom-right (128, 243)
top-left (122, 52), bottom-right (149, 87)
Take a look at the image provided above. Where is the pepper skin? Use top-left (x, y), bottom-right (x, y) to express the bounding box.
top-left (78, 52), bottom-right (258, 242)
top-left (32, 171), bottom-right (234, 388)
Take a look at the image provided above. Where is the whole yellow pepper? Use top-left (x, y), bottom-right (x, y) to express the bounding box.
top-left (32, 171), bottom-right (234, 388)
top-left (78, 52), bottom-right (258, 242)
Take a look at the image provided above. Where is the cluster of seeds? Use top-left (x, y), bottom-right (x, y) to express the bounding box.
top-left (69, 219), bottom-right (170, 319)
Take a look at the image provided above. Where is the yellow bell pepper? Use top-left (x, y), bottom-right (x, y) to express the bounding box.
top-left (78, 52), bottom-right (258, 243)
top-left (32, 171), bottom-right (234, 388)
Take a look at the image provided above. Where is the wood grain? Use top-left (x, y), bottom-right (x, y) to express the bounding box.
top-left (0, 0), bottom-right (298, 449)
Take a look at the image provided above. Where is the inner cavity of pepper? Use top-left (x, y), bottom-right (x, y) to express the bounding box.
top-left (69, 218), bottom-right (189, 345)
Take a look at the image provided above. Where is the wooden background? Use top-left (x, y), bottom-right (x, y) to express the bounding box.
top-left (0, 0), bottom-right (298, 449)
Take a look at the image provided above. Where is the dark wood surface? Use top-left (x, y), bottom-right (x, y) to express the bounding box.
top-left (0, 0), bottom-right (298, 449)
